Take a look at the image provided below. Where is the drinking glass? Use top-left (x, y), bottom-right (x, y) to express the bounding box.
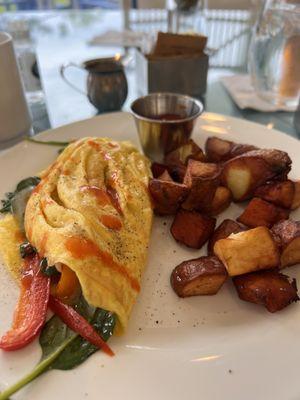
top-left (249, 0), bottom-right (300, 108)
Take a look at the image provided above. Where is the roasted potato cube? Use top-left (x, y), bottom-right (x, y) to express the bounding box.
top-left (237, 197), bottom-right (289, 228)
top-left (164, 139), bottom-right (205, 166)
top-left (291, 181), bottom-right (300, 210)
top-left (171, 209), bottom-right (216, 249)
top-left (271, 220), bottom-right (300, 267)
top-left (158, 170), bottom-right (173, 182)
top-left (167, 163), bottom-right (187, 183)
top-left (182, 160), bottom-right (221, 211)
top-left (214, 226), bottom-right (280, 276)
top-left (254, 180), bottom-right (295, 209)
top-left (149, 179), bottom-right (189, 215)
top-left (171, 256), bottom-right (227, 297)
top-left (151, 162), bottom-right (168, 178)
top-left (204, 186), bottom-right (232, 216)
top-left (233, 271), bottom-right (299, 313)
top-left (221, 149), bottom-right (292, 201)
top-left (205, 136), bottom-right (257, 163)
top-left (207, 219), bottom-right (245, 256)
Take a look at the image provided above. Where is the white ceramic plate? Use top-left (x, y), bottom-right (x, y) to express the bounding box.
top-left (1, 112), bottom-right (300, 400)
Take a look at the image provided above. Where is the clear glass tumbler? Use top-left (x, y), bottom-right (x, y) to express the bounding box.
top-left (249, 0), bottom-right (300, 108)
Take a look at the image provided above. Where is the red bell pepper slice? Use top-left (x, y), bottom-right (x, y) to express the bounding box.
top-left (0, 254), bottom-right (50, 351)
top-left (48, 295), bottom-right (114, 357)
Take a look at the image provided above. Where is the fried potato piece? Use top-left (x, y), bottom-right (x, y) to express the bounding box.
top-left (171, 209), bottom-right (216, 249)
top-left (221, 149), bottom-right (292, 201)
top-left (233, 270), bottom-right (299, 312)
top-left (214, 226), bottom-right (280, 276)
top-left (168, 163), bottom-right (187, 183)
top-left (205, 136), bottom-right (257, 163)
top-left (149, 178), bottom-right (189, 215)
top-left (151, 162), bottom-right (168, 178)
top-left (237, 197), bottom-right (289, 228)
top-left (254, 180), bottom-right (295, 209)
top-left (181, 160), bottom-right (221, 211)
top-left (150, 162), bottom-right (187, 183)
top-left (291, 181), bottom-right (300, 210)
top-left (271, 220), bottom-right (300, 267)
top-left (158, 170), bottom-right (173, 182)
top-left (204, 186), bottom-right (232, 216)
top-left (171, 256), bottom-right (227, 297)
top-left (164, 139), bottom-right (205, 166)
top-left (207, 219), bottom-right (245, 256)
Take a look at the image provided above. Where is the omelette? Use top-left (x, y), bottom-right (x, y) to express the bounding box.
top-left (0, 137), bottom-right (153, 334)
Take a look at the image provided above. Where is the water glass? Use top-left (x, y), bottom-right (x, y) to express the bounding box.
top-left (249, 0), bottom-right (300, 108)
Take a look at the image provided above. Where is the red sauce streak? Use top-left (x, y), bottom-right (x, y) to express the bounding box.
top-left (106, 187), bottom-right (123, 215)
top-left (80, 185), bottom-right (111, 207)
top-left (88, 140), bottom-right (101, 151)
top-left (99, 215), bottom-right (122, 230)
top-left (110, 172), bottom-right (119, 184)
top-left (108, 142), bottom-right (120, 149)
top-left (32, 183), bottom-right (42, 194)
top-left (88, 140), bottom-right (112, 160)
top-left (65, 237), bottom-right (140, 292)
top-left (42, 198), bottom-right (55, 207)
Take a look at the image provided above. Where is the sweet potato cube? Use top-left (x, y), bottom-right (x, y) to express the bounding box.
top-left (254, 180), bottom-right (295, 209)
top-left (233, 271), bottom-right (299, 313)
top-left (205, 186), bottom-right (232, 216)
top-left (291, 181), bottom-right (300, 210)
top-left (214, 226), bottom-right (280, 276)
top-left (237, 197), bottom-right (289, 228)
top-left (221, 149), bottom-right (292, 201)
top-left (171, 209), bottom-right (216, 249)
top-left (271, 220), bottom-right (300, 267)
top-left (164, 139), bottom-right (205, 166)
top-left (149, 179), bottom-right (189, 215)
top-left (182, 160), bottom-right (221, 211)
top-left (171, 256), bottom-right (227, 297)
top-left (205, 136), bottom-right (257, 163)
top-left (207, 219), bottom-right (245, 256)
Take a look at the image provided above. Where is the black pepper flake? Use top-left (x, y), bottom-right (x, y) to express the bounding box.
top-left (228, 369), bottom-right (232, 374)
top-left (155, 320), bottom-right (159, 324)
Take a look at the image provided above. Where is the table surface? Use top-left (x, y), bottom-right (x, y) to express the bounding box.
top-left (3, 9), bottom-right (299, 139)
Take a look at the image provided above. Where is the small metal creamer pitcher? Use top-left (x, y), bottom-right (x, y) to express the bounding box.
top-left (60, 57), bottom-right (128, 113)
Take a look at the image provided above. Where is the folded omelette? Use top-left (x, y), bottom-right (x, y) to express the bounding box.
top-left (0, 137), bottom-right (153, 334)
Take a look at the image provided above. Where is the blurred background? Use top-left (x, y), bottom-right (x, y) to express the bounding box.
top-left (0, 0), bottom-right (299, 140)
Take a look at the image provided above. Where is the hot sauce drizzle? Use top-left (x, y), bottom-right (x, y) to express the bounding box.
top-left (65, 237), bottom-right (140, 292)
top-left (106, 187), bottom-right (123, 215)
top-left (80, 185), bottom-right (111, 206)
top-left (99, 215), bottom-right (122, 230)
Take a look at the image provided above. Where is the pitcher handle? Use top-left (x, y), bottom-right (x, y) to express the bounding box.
top-left (60, 62), bottom-right (87, 95)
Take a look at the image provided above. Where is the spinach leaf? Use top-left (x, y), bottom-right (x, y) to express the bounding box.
top-left (25, 137), bottom-right (71, 147)
top-left (0, 176), bottom-right (40, 214)
top-left (16, 177), bottom-right (41, 193)
top-left (0, 305), bottom-right (116, 400)
top-left (49, 309), bottom-right (115, 370)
